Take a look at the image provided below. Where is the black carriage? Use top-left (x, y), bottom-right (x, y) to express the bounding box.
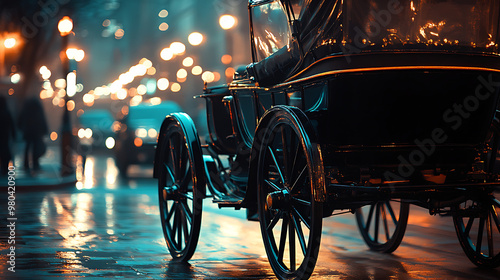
top-left (154, 0), bottom-right (500, 279)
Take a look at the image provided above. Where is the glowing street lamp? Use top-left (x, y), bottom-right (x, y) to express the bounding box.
top-left (188, 32), bottom-right (204, 46)
top-left (219, 15), bottom-right (237, 30)
top-left (4, 38), bottom-right (16, 49)
top-left (58, 16), bottom-right (73, 36)
top-left (58, 16), bottom-right (74, 176)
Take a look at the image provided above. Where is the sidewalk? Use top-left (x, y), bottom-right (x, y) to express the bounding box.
top-left (0, 145), bottom-right (77, 190)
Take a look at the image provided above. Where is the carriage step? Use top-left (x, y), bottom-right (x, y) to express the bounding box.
top-left (213, 195), bottom-right (244, 209)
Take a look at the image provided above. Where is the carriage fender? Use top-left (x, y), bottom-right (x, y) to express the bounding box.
top-left (153, 113), bottom-right (206, 199)
top-left (242, 106), bottom-right (327, 208)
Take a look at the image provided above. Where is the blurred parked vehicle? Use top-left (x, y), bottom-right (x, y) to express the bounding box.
top-left (77, 109), bottom-right (115, 151)
top-left (114, 100), bottom-right (183, 175)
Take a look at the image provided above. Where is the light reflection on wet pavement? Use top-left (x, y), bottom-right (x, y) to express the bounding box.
top-left (1, 154), bottom-right (500, 279)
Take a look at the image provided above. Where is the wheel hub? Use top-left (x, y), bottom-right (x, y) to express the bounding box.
top-left (163, 184), bottom-right (179, 200)
top-left (266, 189), bottom-right (290, 210)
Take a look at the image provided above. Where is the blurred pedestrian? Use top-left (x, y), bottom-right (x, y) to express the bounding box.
top-left (0, 95), bottom-right (16, 175)
top-left (18, 97), bottom-right (48, 171)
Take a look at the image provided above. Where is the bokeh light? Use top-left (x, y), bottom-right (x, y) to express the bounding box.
top-left (202, 71), bottom-right (215, 83)
top-left (171, 83), bottom-right (181, 92)
top-left (177, 69), bottom-right (188, 79)
top-left (188, 32), bottom-right (203, 46)
top-left (219, 14), bottom-right (237, 30)
top-left (221, 54), bottom-right (232, 65)
top-left (159, 22), bottom-right (169, 31)
top-left (192, 66), bottom-right (202, 75)
top-left (182, 57), bottom-right (194, 67)
top-left (160, 48), bottom-right (174, 61)
top-left (158, 9), bottom-right (168, 18)
top-left (157, 78), bottom-right (169, 90)
top-left (170, 42), bottom-right (186, 55)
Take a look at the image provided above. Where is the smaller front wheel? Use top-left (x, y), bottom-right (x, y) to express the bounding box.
top-left (157, 114), bottom-right (204, 262)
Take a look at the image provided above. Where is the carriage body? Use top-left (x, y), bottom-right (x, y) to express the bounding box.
top-left (155, 0), bottom-right (500, 278)
top-left (203, 0), bottom-right (500, 195)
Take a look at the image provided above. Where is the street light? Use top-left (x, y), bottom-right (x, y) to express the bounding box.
top-left (219, 15), bottom-right (237, 82)
top-left (58, 16), bottom-right (74, 177)
top-left (219, 15), bottom-right (237, 30)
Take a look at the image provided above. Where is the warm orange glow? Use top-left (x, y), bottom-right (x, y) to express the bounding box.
top-left (58, 16), bottom-right (73, 36)
top-left (4, 38), bottom-right (16, 49)
top-left (159, 22), bottom-right (169, 31)
top-left (134, 137), bottom-right (143, 147)
top-left (225, 67), bottom-right (235, 77)
top-left (188, 32), bottom-right (203, 46)
top-left (182, 57), bottom-right (194, 67)
top-left (213, 72), bottom-right (221, 82)
top-left (67, 100), bottom-right (75, 111)
top-left (50, 132), bottom-right (58, 141)
top-left (219, 14), bottom-right (237, 30)
top-left (221, 54), bottom-right (232, 65)
top-left (115, 28), bottom-right (124, 39)
top-left (192, 66), bottom-right (202, 75)
top-left (171, 83), bottom-right (181, 92)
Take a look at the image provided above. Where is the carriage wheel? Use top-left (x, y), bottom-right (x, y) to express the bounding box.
top-left (157, 115), bottom-right (204, 262)
top-left (453, 193), bottom-right (500, 268)
top-left (355, 200), bottom-right (409, 253)
top-left (256, 107), bottom-right (324, 280)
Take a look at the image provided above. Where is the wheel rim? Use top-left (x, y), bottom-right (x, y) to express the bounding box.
top-left (158, 121), bottom-right (202, 262)
top-left (257, 111), bottom-right (323, 279)
top-left (355, 200), bottom-right (409, 253)
top-left (453, 194), bottom-right (500, 268)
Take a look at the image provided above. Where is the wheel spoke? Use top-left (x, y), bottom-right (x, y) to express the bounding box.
top-left (487, 211), bottom-right (494, 257)
top-left (289, 213), bottom-right (296, 271)
top-left (290, 165), bottom-right (307, 194)
top-left (292, 211), bottom-right (308, 256)
top-left (491, 204), bottom-right (500, 233)
top-left (182, 208), bottom-right (189, 246)
top-left (385, 201), bottom-right (399, 227)
top-left (164, 163), bottom-right (175, 183)
top-left (365, 204), bottom-right (376, 233)
top-left (374, 203), bottom-right (380, 243)
top-left (166, 201), bottom-right (178, 223)
top-left (265, 179), bottom-right (282, 192)
top-left (278, 215), bottom-right (289, 263)
top-left (268, 147), bottom-right (285, 185)
top-left (381, 203), bottom-right (390, 241)
top-left (179, 192), bottom-right (193, 200)
top-left (177, 205), bottom-right (183, 248)
top-left (267, 210), bottom-right (283, 231)
top-left (172, 204), bottom-right (179, 247)
top-left (476, 217), bottom-right (485, 255)
top-left (292, 206), bottom-right (311, 230)
top-left (465, 217), bottom-right (475, 236)
top-left (180, 200), bottom-right (193, 225)
top-left (292, 196), bottom-right (311, 207)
